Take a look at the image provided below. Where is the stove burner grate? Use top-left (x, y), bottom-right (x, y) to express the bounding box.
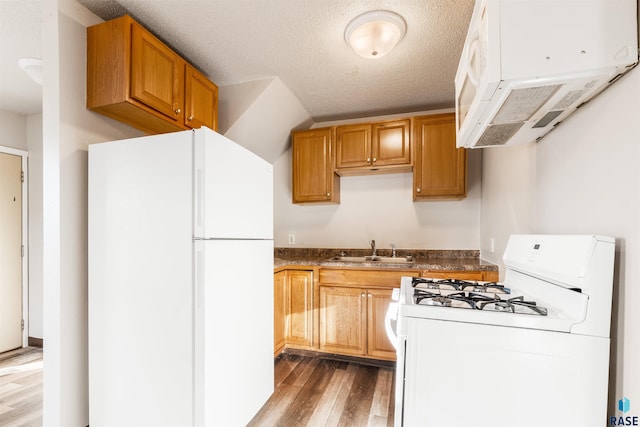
top-left (478, 295), bottom-right (548, 316)
top-left (411, 277), bottom-right (510, 294)
top-left (412, 283), bottom-right (548, 316)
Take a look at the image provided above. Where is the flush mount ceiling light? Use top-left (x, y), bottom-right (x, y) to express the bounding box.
top-left (344, 10), bottom-right (407, 59)
top-left (17, 57), bottom-right (43, 85)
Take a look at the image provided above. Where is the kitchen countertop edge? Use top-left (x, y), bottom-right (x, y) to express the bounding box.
top-left (273, 256), bottom-right (498, 272)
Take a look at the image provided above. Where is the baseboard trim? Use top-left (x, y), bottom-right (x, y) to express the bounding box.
top-left (28, 337), bottom-right (43, 348)
top-left (281, 347), bottom-right (396, 368)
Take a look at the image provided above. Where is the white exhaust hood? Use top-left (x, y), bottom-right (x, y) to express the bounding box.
top-left (455, 0), bottom-right (638, 149)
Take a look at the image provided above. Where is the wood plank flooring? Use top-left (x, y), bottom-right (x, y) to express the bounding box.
top-left (0, 347), bottom-right (43, 427)
top-left (249, 352), bottom-right (396, 427)
top-left (0, 348), bottom-right (395, 427)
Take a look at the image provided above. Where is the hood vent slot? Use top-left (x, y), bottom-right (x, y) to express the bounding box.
top-left (533, 110), bottom-right (564, 128)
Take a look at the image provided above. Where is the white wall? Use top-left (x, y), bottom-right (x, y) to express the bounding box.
top-left (42, 1), bottom-right (141, 425)
top-left (0, 109), bottom-right (27, 150)
top-left (222, 77), bottom-right (313, 163)
top-left (479, 142), bottom-right (536, 268)
top-left (274, 110), bottom-right (483, 250)
top-left (480, 67), bottom-right (640, 416)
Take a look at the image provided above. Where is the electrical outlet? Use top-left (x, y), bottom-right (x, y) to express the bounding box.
top-left (490, 238), bottom-right (495, 253)
top-left (288, 234), bottom-right (295, 245)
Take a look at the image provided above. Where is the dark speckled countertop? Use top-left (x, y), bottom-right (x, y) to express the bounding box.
top-left (274, 247), bottom-right (498, 272)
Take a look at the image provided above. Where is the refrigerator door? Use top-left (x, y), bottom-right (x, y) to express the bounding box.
top-left (193, 127), bottom-right (273, 240)
top-left (194, 239), bottom-right (274, 426)
top-left (89, 131), bottom-right (194, 426)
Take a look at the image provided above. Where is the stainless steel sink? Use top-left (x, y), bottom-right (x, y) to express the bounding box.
top-left (328, 255), bottom-right (414, 263)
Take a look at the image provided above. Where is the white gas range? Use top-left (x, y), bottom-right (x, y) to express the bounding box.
top-left (391, 234), bottom-right (615, 427)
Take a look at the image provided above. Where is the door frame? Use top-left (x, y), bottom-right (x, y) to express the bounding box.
top-left (0, 145), bottom-right (29, 348)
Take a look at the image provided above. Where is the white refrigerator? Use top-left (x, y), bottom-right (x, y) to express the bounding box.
top-left (88, 127), bottom-right (274, 426)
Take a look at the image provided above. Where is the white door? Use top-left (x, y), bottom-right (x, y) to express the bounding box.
top-left (0, 152), bottom-right (23, 353)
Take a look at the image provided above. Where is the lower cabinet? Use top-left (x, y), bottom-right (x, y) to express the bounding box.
top-left (273, 271), bottom-right (287, 356)
top-left (275, 267), bottom-right (498, 360)
top-left (367, 288), bottom-right (397, 359)
top-left (318, 268), bottom-right (420, 361)
top-left (319, 286), bottom-right (397, 360)
top-left (274, 269), bottom-right (314, 356)
top-left (319, 285), bottom-right (367, 357)
top-left (286, 270), bottom-right (314, 348)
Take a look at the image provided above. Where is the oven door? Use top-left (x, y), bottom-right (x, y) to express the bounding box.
top-left (386, 287), bottom-right (408, 427)
top-left (402, 316), bottom-right (610, 427)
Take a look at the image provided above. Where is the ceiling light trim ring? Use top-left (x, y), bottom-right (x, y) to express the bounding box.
top-left (344, 10), bottom-right (407, 59)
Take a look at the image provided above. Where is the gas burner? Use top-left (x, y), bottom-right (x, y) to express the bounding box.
top-left (412, 288), bottom-right (548, 316)
top-left (478, 295), bottom-right (548, 316)
top-left (414, 290), bottom-right (475, 309)
top-left (411, 277), bottom-right (510, 294)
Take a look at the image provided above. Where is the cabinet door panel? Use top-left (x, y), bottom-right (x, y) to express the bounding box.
top-left (414, 114), bottom-right (467, 200)
top-left (372, 119), bottom-right (411, 167)
top-left (185, 65), bottom-right (218, 131)
top-left (336, 124), bottom-right (372, 169)
top-left (367, 288), bottom-right (396, 360)
top-left (274, 271), bottom-right (287, 355)
top-left (292, 128), bottom-right (339, 203)
top-left (319, 286), bottom-right (366, 356)
top-left (287, 271), bottom-right (313, 347)
top-left (131, 23), bottom-right (184, 122)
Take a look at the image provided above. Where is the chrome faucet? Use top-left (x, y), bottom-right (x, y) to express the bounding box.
top-left (370, 240), bottom-right (377, 257)
top-left (391, 243), bottom-right (397, 258)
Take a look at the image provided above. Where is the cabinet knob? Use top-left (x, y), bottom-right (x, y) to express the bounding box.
top-left (368, 293), bottom-right (372, 298)
top-left (187, 115), bottom-right (194, 121)
top-left (372, 157), bottom-right (377, 162)
top-left (366, 157), bottom-right (371, 162)
top-left (361, 292), bottom-right (366, 297)
top-left (417, 188), bottom-right (421, 193)
top-left (175, 108), bottom-right (181, 115)
top-left (326, 192), bottom-right (330, 197)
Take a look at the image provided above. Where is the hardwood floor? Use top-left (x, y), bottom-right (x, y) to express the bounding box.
top-left (0, 347), bottom-right (43, 427)
top-left (249, 352), bottom-right (396, 427)
top-left (0, 348), bottom-right (395, 427)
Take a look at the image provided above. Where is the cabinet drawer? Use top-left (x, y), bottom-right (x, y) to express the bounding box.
top-left (421, 270), bottom-right (492, 281)
top-left (319, 268), bottom-right (419, 287)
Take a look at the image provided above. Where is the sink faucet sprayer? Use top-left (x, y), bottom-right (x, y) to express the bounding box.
top-left (391, 243), bottom-right (397, 258)
top-left (370, 240), bottom-right (376, 257)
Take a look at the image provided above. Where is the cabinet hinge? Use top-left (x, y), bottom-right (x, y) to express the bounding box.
top-left (21, 171), bottom-right (24, 182)
top-left (21, 319), bottom-right (24, 330)
top-left (21, 245), bottom-right (24, 257)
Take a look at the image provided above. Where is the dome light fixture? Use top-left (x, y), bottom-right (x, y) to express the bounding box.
top-left (344, 10), bottom-right (407, 59)
top-left (18, 57), bottom-right (43, 85)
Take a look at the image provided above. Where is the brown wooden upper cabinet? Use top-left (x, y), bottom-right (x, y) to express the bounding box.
top-left (87, 15), bottom-right (218, 134)
top-left (413, 113), bottom-right (467, 200)
top-left (335, 119), bottom-right (411, 175)
top-left (292, 127), bottom-right (340, 204)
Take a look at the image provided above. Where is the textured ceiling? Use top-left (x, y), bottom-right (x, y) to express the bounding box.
top-left (1, 0), bottom-right (474, 121)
